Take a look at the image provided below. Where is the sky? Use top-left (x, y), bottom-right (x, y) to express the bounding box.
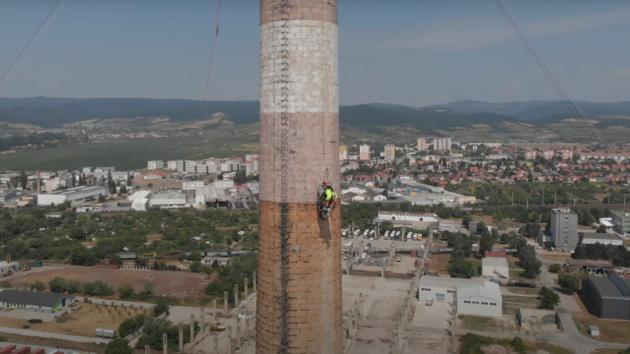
top-left (0, 0), bottom-right (629, 106)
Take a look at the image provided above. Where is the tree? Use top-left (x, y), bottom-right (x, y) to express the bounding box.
top-left (558, 272), bottom-right (584, 294)
top-left (19, 170), bottom-right (28, 189)
top-left (539, 287), bottom-right (559, 309)
top-left (548, 264), bottom-right (561, 273)
top-left (118, 284), bottom-right (135, 300)
top-left (479, 233), bottom-right (495, 256)
top-left (119, 184), bottom-right (128, 195)
top-left (233, 170), bottom-right (247, 184)
top-left (137, 282), bottom-right (154, 301)
top-left (190, 261), bottom-right (202, 273)
top-left (152, 297), bottom-right (170, 317)
top-left (448, 258), bottom-right (479, 279)
top-left (105, 338), bottom-right (133, 354)
top-left (48, 277), bottom-right (67, 293)
top-left (31, 280), bottom-right (46, 291)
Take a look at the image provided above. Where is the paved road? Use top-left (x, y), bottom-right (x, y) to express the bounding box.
top-left (532, 244), bottom-right (629, 353)
top-left (0, 326), bottom-right (109, 345)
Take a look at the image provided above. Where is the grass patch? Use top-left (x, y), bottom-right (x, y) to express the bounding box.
top-left (458, 333), bottom-right (572, 354)
top-left (503, 295), bottom-right (540, 315)
top-left (505, 286), bottom-right (539, 296)
top-left (458, 315), bottom-right (500, 331)
top-left (572, 310), bottom-right (630, 344)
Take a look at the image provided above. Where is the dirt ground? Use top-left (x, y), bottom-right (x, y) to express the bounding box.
top-left (0, 303), bottom-right (147, 337)
top-left (5, 265), bottom-right (209, 300)
top-left (426, 254), bottom-right (451, 276)
top-left (572, 294), bottom-right (630, 344)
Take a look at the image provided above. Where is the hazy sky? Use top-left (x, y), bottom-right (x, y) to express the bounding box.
top-left (0, 0), bottom-right (629, 106)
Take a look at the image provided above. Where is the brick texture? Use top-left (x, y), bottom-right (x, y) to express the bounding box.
top-left (257, 201), bottom-right (343, 354)
top-left (257, 0), bottom-right (342, 353)
top-left (261, 0), bottom-right (337, 25)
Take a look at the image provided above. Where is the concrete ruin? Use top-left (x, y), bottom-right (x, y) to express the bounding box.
top-left (256, 0), bottom-right (343, 353)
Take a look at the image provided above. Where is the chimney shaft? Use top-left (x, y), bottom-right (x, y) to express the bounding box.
top-left (256, 1), bottom-right (343, 353)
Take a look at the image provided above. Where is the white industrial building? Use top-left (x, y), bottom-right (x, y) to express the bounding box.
top-left (579, 232), bottom-right (623, 246)
top-left (418, 276), bottom-right (502, 317)
top-left (377, 211), bottom-right (439, 223)
top-left (482, 257), bottom-right (510, 279)
top-left (128, 190), bottom-right (152, 211)
top-left (148, 191), bottom-right (188, 209)
top-left (0, 261), bottom-right (19, 277)
top-left (37, 186), bottom-right (108, 206)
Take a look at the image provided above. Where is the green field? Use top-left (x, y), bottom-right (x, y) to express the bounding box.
top-left (0, 136), bottom-right (256, 171)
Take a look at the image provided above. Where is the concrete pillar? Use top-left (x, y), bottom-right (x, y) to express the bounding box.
top-left (200, 307), bottom-right (206, 335)
top-left (227, 326), bottom-right (233, 354)
top-left (224, 291), bottom-right (229, 312)
top-left (178, 323), bottom-right (184, 352)
top-left (234, 283), bottom-right (239, 307)
top-left (245, 315), bottom-right (250, 336)
top-left (145, 344), bottom-right (150, 354)
top-left (235, 319), bottom-right (241, 346)
top-left (190, 314), bottom-right (195, 343)
top-left (213, 335), bottom-right (219, 353)
top-left (252, 271), bottom-right (256, 294)
top-left (244, 277), bottom-right (248, 298)
top-left (162, 332), bottom-right (168, 354)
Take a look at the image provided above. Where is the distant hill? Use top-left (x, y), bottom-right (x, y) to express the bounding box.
top-left (427, 100), bottom-right (630, 121)
top-left (1, 97), bottom-right (630, 133)
top-left (339, 104), bottom-right (517, 132)
top-left (0, 97), bottom-right (259, 126)
top-left (0, 97), bottom-right (519, 133)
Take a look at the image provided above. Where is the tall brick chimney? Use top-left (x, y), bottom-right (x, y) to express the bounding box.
top-left (257, 1), bottom-right (343, 353)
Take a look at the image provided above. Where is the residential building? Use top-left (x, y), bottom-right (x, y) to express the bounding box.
top-left (166, 160), bottom-right (178, 170)
top-left (416, 137), bottom-right (428, 151)
top-left (524, 150), bottom-right (537, 161)
top-left (611, 210), bottom-right (630, 235)
top-left (550, 208), bottom-right (578, 252)
top-left (245, 154), bottom-right (260, 176)
top-left (0, 290), bottom-right (75, 313)
top-left (184, 160), bottom-right (197, 174)
top-left (37, 186), bottom-right (108, 206)
top-left (482, 257), bottom-right (509, 279)
top-left (359, 144), bottom-right (371, 161)
top-left (418, 276), bottom-right (502, 317)
top-left (384, 144), bottom-right (396, 162)
top-left (433, 138), bottom-right (452, 152)
top-left (147, 160), bottom-right (164, 170)
top-left (582, 273), bottom-right (630, 320)
top-left (542, 150), bottom-right (555, 160)
top-left (339, 145), bottom-right (348, 161)
top-left (579, 232), bottom-right (623, 247)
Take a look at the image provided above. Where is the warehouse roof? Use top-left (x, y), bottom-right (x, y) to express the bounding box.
top-left (0, 290), bottom-right (68, 307)
top-left (418, 276), bottom-right (484, 289)
top-left (588, 274), bottom-right (630, 300)
top-left (458, 281), bottom-right (501, 300)
top-left (579, 232), bottom-right (622, 241)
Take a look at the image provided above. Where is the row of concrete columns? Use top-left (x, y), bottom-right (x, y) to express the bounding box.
top-left (147, 316), bottom-right (252, 354)
top-left (224, 272), bottom-right (257, 312)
